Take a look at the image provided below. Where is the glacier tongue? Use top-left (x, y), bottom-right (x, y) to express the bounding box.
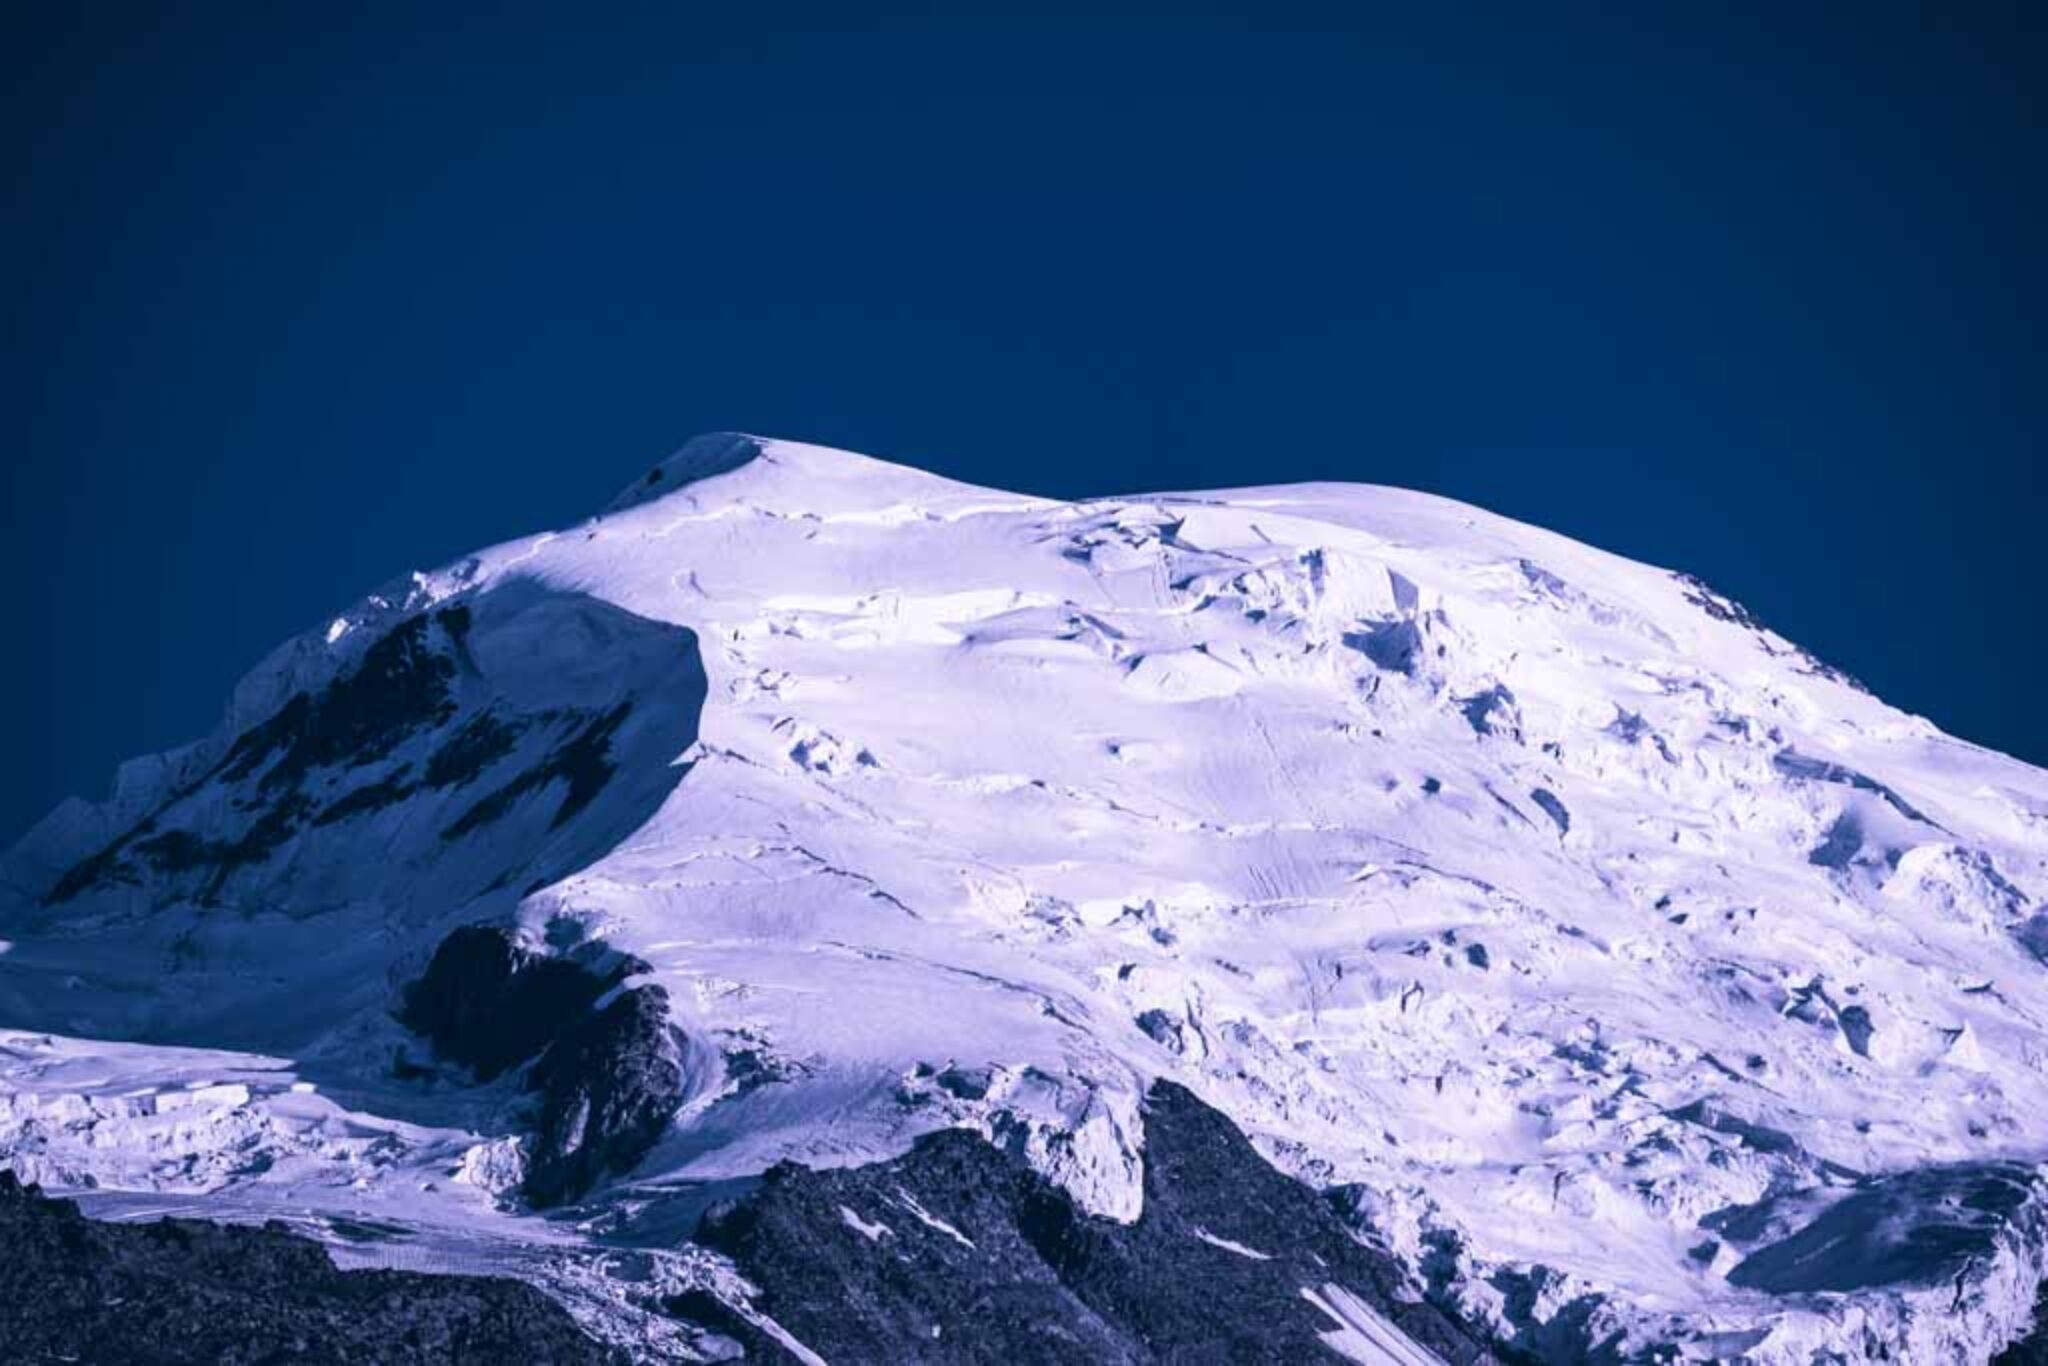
top-left (7, 433), bottom-right (2048, 1362)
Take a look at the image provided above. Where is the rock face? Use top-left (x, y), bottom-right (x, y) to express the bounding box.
top-left (401, 923), bottom-right (688, 1207)
top-left (399, 924), bottom-right (644, 1080)
top-left (1712, 1162), bottom-right (2044, 1296)
top-left (688, 1079), bottom-right (1494, 1364)
top-left (0, 1171), bottom-right (617, 1364)
top-left (35, 587), bottom-right (703, 924)
top-left (1998, 1291), bottom-right (2048, 1365)
top-left (0, 579), bottom-right (704, 1056)
top-left (526, 981), bottom-right (687, 1207)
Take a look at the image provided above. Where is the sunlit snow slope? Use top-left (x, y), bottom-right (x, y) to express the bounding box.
top-left (6, 434), bottom-right (2048, 1362)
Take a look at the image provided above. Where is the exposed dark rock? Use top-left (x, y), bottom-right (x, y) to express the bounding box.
top-left (684, 1079), bottom-right (1497, 1364)
top-left (724, 1043), bottom-right (805, 1097)
top-left (42, 588), bottom-right (704, 912)
top-left (1709, 1161), bottom-right (2040, 1294)
top-left (1997, 1282), bottom-right (2048, 1363)
top-left (423, 712), bottom-right (525, 788)
top-left (45, 611), bottom-right (461, 904)
top-left (398, 924), bottom-right (638, 1080)
top-left (525, 984), bottom-right (687, 1208)
top-left (42, 835), bottom-right (140, 902)
top-left (443, 702), bottom-right (634, 839)
top-left (312, 767), bottom-right (417, 825)
top-left (131, 793), bottom-right (315, 896)
top-left (930, 1064), bottom-right (993, 1100)
top-left (1673, 572), bottom-right (1769, 631)
top-left (435, 601), bottom-right (474, 649)
top-left (1134, 1007), bottom-right (1186, 1053)
top-left (660, 1289), bottom-right (769, 1355)
top-left (131, 827), bottom-right (224, 872)
top-left (0, 1171), bottom-right (617, 1364)
top-left (1673, 571), bottom-right (1870, 694)
top-left (1481, 1264), bottom-right (1624, 1365)
top-left (609, 432), bottom-right (763, 514)
top-left (223, 614), bottom-right (460, 793)
top-left (399, 924), bottom-right (685, 1207)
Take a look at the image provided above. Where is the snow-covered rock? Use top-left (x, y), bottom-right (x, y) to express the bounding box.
top-left (6, 432), bottom-right (2048, 1361)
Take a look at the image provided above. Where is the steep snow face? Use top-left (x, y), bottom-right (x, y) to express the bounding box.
top-left (3, 579), bottom-right (704, 1051)
top-left (7, 433), bottom-right (2048, 1360)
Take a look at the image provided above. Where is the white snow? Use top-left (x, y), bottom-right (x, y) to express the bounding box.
top-left (839, 1204), bottom-right (894, 1242)
top-left (1301, 1284), bottom-right (1446, 1366)
top-left (1193, 1227), bottom-right (1272, 1260)
top-left (8, 432), bottom-right (2048, 1361)
top-left (893, 1188), bottom-right (976, 1249)
top-left (149, 1082), bottom-right (250, 1113)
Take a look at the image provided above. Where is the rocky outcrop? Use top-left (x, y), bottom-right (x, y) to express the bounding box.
top-left (45, 609), bottom-right (466, 905)
top-left (1709, 1161), bottom-right (2042, 1295)
top-left (1998, 1286), bottom-right (2048, 1364)
top-left (399, 924), bottom-right (642, 1080)
top-left (400, 923), bottom-right (686, 1207)
top-left (0, 1171), bottom-right (617, 1364)
top-left (525, 981), bottom-right (686, 1207)
top-left (26, 583), bottom-right (705, 939)
top-left (684, 1079), bottom-right (1496, 1364)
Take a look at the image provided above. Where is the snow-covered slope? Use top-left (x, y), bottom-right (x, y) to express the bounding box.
top-left (6, 434), bottom-right (2048, 1362)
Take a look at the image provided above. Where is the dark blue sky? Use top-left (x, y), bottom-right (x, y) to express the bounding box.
top-left (5, 3), bottom-right (2043, 841)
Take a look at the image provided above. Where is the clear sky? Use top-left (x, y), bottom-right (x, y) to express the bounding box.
top-left (4, 3), bottom-right (2043, 841)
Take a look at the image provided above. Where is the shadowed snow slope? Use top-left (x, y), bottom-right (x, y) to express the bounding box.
top-left (6, 433), bottom-right (2048, 1363)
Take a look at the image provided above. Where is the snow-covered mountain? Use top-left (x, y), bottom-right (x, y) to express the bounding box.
top-left (5, 434), bottom-right (2048, 1363)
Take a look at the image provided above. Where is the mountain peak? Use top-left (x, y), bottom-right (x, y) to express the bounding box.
top-left (602, 431), bottom-right (1012, 520)
top-left (9, 431), bottom-right (2048, 1364)
top-left (604, 431), bottom-right (767, 513)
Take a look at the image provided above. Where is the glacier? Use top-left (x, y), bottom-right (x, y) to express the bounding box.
top-left (4, 433), bottom-right (2047, 1362)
